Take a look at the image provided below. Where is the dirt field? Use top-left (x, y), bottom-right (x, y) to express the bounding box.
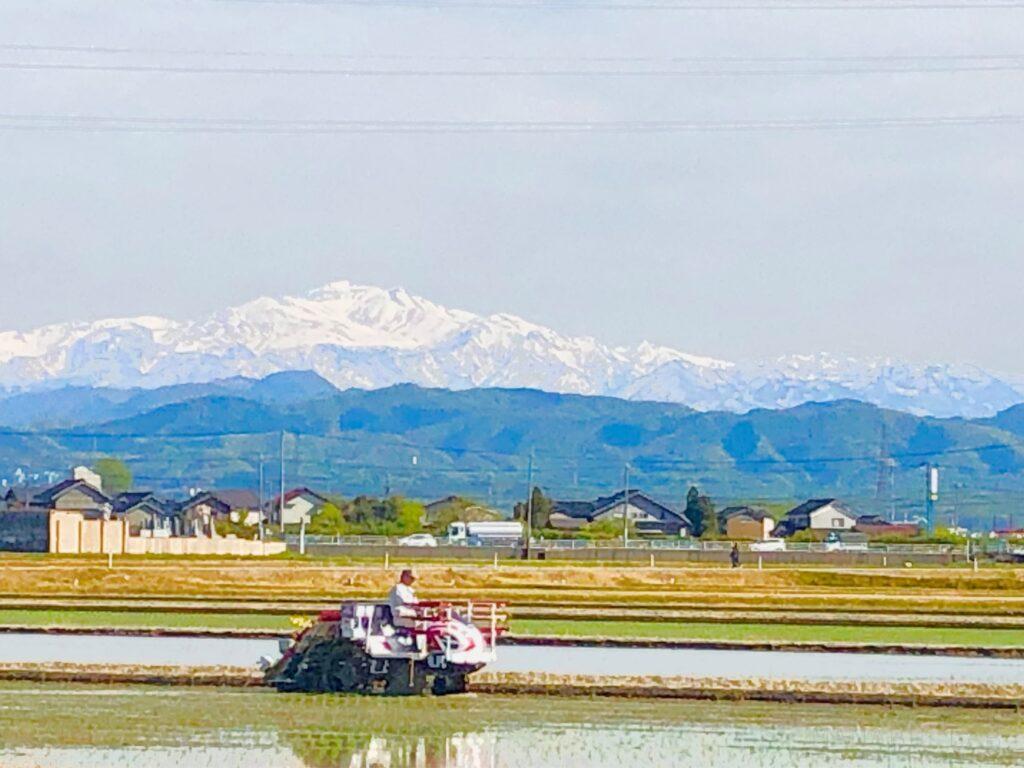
top-left (3, 554), bottom-right (1024, 613)
top-left (2, 555), bottom-right (1024, 647)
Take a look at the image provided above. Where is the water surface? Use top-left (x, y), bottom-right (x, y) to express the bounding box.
top-left (2, 632), bottom-right (1024, 683)
top-left (0, 684), bottom-right (1021, 767)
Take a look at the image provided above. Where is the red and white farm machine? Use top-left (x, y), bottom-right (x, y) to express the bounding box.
top-left (264, 600), bottom-right (507, 695)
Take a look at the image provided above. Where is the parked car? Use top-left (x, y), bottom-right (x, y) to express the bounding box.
top-left (749, 538), bottom-right (786, 552)
top-left (397, 533), bottom-right (438, 547)
top-left (824, 531), bottom-right (869, 552)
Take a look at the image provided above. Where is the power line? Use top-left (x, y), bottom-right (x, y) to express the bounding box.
top-left (6, 43), bottom-right (1024, 65)
top-left (1, 113), bottom-right (1023, 134)
top-left (6, 60), bottom-right (1024, 77)
top-left (208, 0), bottom-right (1024, 10)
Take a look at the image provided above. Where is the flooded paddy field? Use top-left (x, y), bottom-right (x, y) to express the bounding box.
top-left (5, 632), bottom-right (1024, 684)
top-left (0, 683), bottom-right (1022, 767)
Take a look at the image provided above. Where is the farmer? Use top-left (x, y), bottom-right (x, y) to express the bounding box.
top-left (387, 568), bottom-right (419, 628)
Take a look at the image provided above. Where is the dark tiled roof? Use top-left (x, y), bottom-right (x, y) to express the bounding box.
top-left (113, 492), bottom-right (154, 512)
top-left (784, 498), bottom-right (839, 519)
top-left (113, 492), bottom-right (179, 517)
top-left (3, 486), bottom-right (48, 504)
top-left (550, 500), bottom-right (597, 519)
top-left (184, 489), bottom-right (259, 512)
top-left (33, 479), bottom-right (110, 507)
top-left (268, 487), bottom-right (328, 509)
top-left (553, 490), bottom-right (689, 526)
top-left (721, 506), bottom-right (773, 522)
top-left (424, 495), bottom-right (461, 512)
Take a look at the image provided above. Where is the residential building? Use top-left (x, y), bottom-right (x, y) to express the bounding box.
top-left (424, 496), bottom-right (462, 518)
top-left (267, 487), bottom-right (329, 526)
top-left (181, 490), bottom-right (260, 536)
top-left (112, 492), bottom-right (181, 536)
top-left (1, 486), bottom-right (48, 513)
top-left (721, 506), bottom-right (776, 540)
top-left (32, 478), bottom-right (111, 517)
top-left (549, 490), bottom-right (689, 536)
top-left (773, 499), bottom-right (857, 538)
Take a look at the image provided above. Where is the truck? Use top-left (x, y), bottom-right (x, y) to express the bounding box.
top-left (447, 520), bottom-right (523, 546)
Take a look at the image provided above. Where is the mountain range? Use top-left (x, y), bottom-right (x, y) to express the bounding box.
top-left (0, 280), bottom-right (1020, 419)
top-left (2, 372), bottom-right (1023, 528)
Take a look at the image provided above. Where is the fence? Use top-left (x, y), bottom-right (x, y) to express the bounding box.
top-left (290, 534), bottom-right (961, 556)
top-left (49, 511), bottom-right (286, 556)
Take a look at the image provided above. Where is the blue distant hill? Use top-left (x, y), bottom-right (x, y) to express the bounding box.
top-left (0, 372), bottom-right (1021, 525)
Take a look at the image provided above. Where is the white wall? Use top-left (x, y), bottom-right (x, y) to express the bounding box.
top-left (593, 502), bottom-right (656, 522)
top-left (281, 496), bottom-right (317, 526)
top-left (49, 511), bottom-right (285, 556)
top-left (809, 503), bottom-right (856, 530)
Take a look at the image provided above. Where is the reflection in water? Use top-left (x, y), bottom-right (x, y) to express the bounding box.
top-left (286, 733), bottom-right (497, 768)
top-left (0, 684), bottom-right (1022, 767)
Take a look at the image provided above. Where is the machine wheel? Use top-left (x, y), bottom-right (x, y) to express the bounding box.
top-left (379, 659), bottom-right (428, 696)
top-left (431, 673), bottom-right (468, 696)
top-left (319, 643), bottom-right (371, 693)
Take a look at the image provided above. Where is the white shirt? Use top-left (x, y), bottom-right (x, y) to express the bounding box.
top-left (388, 582), bottom-right (418, 616)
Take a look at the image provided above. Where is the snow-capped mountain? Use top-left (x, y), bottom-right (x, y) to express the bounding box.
top-left (0, 280), bottom-right (1020, 418)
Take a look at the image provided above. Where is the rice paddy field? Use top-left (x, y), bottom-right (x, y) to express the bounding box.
top-left (3, 555), bottom-right (1024, 648)
top-left (0, 683), bottom-right (1022, 767)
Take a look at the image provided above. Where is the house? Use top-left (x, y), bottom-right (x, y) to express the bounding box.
top-left (721, 506), bottom-right (776, 540)
top-left (854, 514), bottom-right (921, 538)
top-left (549, 490), bottom-right (689, 536)
top-left (112, 492), bottom-right (181, 536)
top-left (773, 499), bottom-right (857, 538)
top-left (1, 486), bottom-right (49, 513)
top-left (424, 496), bottom-right (462, 518)
top-left (267, 487), bottom-right (329, 526)
top-left (32, 478), bottom-right (111, 517)
top-left (181, 490), bottom-right (260, 536)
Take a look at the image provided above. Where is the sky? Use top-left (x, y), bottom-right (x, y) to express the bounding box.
top-left (0, 0), bottom-right (1022, 373)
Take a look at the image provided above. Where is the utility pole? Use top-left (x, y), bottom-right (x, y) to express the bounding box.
top-left (524, 453), bottom-right (534, 560)
top-left (925, 463), bottom-right (939, 534)
top-left (257, 454), bottom-right (265, 542)
top-left (279, 431), bottom-right (286, 528)
top-left (622, 464), bottom-right (630, 547)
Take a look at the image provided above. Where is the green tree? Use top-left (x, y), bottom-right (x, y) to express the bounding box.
top-left (685, 486), bottom-right (703, 536)
top-left (392, 497), bottom-right (426, 535)
top-left (92, 457), bottom-right (132, 496)
top-left (699, 495), bottom-right (720, 538)
top-left (307, 502), bottom-right (349, 536)
top-left (684, 486), bottom-right (718, 537)
top-left (427, 498), bottom-right (500, 532)
top-left (515, 486), bottom-right (553, 530)
top-left (577, 517), bottom-right (636, 540)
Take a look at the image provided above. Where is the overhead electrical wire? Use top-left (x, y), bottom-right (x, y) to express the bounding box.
top-left (1, 113), bottom-right (1021, 134)
top-left (207, 0), bottom-right (1024, 10)
top-left (5, 60), bottom-right (1024, 76)
top-left (5, 43), bottom-right (1024, 66)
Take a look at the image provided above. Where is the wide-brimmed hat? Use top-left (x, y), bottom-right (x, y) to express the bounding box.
top-left (400, 568), bottom-right (418, 581)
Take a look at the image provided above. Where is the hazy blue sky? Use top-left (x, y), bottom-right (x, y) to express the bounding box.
top-left (1, 0), bottom-right (1022, 372)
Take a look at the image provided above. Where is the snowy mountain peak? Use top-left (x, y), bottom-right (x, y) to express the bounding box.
top-left (0, 279), bottom-right (1020, 418)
